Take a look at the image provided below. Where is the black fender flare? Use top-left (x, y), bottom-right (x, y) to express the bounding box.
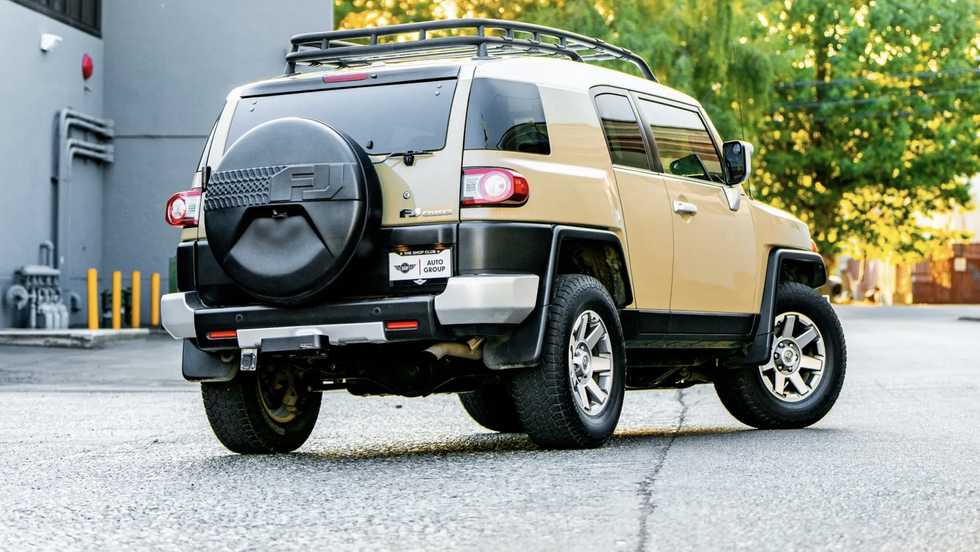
top-left (727, 248), bottom-right (828, 367)
top-left (483, 226), bottom-right (631, 370)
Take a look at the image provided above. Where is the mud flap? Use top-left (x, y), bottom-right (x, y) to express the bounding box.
top-left (182, 340), bottom-right (240, 382)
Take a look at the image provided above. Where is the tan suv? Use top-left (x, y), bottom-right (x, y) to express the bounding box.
top-left (161, 19), bottom-right (845, 453)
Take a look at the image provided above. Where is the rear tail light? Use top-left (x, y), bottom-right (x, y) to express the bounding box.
top-left (461, 168), bottom-right (529, 206)
top-left (165, 190), bottom-right (202, 227)
top-left (385, 320), bottom-right (419, 330)
top-left (322, 72), bottom-right (369, 83)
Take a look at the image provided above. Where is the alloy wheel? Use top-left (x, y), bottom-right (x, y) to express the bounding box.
top-left (568, 310), bottom-right (615, 416)
top-left (760, 312), bottom-right (826, 403)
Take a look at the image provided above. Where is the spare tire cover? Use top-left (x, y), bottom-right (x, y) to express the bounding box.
top-left (204, 117), bottom-right (381, 304)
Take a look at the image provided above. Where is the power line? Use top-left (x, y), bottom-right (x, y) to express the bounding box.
top-left (775, 86), bottom-right (980, 110)
top-left (774, 67), bottom-right (980, 89)
top-left (811, 107), bottom-right (948, 122)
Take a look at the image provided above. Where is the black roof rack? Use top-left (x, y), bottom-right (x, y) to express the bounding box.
top-left (285, 18), bottom-right (657, 82)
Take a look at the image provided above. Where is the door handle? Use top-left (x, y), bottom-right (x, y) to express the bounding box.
top-left (672, 201), bottom-right (698, 216)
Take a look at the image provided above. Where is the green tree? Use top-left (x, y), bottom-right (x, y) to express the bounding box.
top-left (332, 0), bottom-right (980, 263)
top-left (751, 0), bottom-right (980, 262)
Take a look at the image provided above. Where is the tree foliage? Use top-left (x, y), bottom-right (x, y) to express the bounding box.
top-left (752, 0), bottom-right (980, 263)
top-left (334, 0), bottom-right (980, 263)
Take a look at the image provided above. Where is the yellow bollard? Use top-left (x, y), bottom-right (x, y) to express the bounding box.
top-left (151, 273), bottom-right (160, 326)
top-left (87, 269), bottom-right (98, 330)
top-left (112, 271), bottom-right (121, 330)
top-left (131, 271), bottom-right (141, 329)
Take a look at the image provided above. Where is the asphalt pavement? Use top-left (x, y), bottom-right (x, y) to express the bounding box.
top-left (0, 305), bottom-right (978, 551)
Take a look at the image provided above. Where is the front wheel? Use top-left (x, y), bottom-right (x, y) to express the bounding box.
top-left (201, 360), bottom-right (322, 454)
top-left (510, 274), bottom-right (626, 449)
top-left (715, 282), bottom-right (847, 429)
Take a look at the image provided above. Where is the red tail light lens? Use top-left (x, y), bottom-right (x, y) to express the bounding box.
top-left (165, 190), bottom-right (202, 227)
top-left (461, 168), bottom-right (529, 206)
top-left (323, 73), bottom-right (369, 83)
top-left (385, 320), bottom-right (419, 330)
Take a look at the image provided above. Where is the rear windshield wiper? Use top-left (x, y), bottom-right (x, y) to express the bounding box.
top-left (371, 150), bottom-right (434, 167)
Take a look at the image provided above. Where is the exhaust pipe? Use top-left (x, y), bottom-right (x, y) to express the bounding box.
top-left (424, 338), bottom-right (485, 361)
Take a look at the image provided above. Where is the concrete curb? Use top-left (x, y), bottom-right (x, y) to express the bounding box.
top-left (0, 329), bottom-right (151, 349)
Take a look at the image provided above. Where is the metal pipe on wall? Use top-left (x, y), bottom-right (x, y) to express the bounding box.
top-left (53, 108), bottom-right (114, 273)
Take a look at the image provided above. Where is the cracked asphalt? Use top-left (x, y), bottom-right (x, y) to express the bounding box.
top-left (0, 305), bottom-right (978, 551)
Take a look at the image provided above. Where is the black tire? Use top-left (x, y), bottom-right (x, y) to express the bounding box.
top-left (458, 384), bottom-right (524, 433)
top-left (201, 365), bottom-right (322, 454)
top-left (510, 274), bottom-right (627, 449)
top-left (715, 281), bottom-right (846, 429)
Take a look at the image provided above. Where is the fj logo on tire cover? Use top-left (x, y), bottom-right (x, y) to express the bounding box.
top-left (269, 163), bottom-right (349, 202)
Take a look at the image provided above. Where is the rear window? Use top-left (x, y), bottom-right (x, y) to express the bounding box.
top-left (225, 79), bottom-right (458, 155)
top-left (464, 79), bottom-right (550, 155)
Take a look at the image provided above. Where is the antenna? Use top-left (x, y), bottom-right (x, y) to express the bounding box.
top-left (732, 42), bottom-right (753, 199)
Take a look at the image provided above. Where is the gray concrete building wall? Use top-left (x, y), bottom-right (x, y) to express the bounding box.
top-left (0, 0), bottom-right (331, 328)
top-left (0, 1), bottom-right (105, 328)
top-left (101, 0), bottom-right (333, 324)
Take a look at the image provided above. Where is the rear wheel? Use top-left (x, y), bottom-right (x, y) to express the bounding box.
top-left (510, 274), bottom-right (626, 449)
top-left (715, 282), bottom-right (846, 429)
top-left (458, 384), bottom-right (524, 433)
top-left (201, 360), bottom-right (321, 453)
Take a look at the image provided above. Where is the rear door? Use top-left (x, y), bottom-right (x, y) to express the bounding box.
top-left (592, 91), bottom-right (673, 312)
top-left (634, 97), bottom-right (758, 315)
top-left (223, 67), bottom-right (466, 228)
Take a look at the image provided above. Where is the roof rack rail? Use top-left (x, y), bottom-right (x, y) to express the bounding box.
top-left (285, 18), bottom-right (657, 82)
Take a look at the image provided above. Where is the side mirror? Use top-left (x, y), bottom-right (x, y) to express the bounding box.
top-left (723, 140), bottom-right (754, 186)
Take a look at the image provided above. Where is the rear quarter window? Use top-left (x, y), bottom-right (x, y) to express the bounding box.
top-left (464, 79), bottom-right (550, 155)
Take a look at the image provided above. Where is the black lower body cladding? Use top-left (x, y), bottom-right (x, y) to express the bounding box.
top-left (203, 118), bottom-right (382, 305)
top-left (188, 222), bottom-right (555, 308)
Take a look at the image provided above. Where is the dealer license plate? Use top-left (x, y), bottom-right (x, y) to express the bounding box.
top-left (389, 247), bottom-right (452, 284)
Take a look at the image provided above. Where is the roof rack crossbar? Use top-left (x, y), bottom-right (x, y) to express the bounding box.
top-left (284, 18), bottom-right (656, 82)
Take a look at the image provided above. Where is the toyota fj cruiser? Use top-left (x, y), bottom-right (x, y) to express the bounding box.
top-left (162, 19), bottom-right (846, 453)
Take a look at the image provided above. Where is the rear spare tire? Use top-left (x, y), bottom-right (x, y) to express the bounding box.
top-left (204, 117), bottom-right (381, 304)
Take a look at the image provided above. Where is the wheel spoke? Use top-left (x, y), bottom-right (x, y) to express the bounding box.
top-left (584, 325), bottom-right (605, 350)
top-left (799, 355), bottom-right (823, 372)
top-left (575, 315), bottom-right (589, 342)
top-left (772, 372), bottom-right (787, 395)
top-left (576, 382), bottom-right (589, 409)
top-left (585, 379), bottom-right (607, 404)
top-left (591, 355), bottom-right (612, 373)
top-left (788, 372), bottom-right (810, 395)
top-left (795, 327), bottom-right (819, 348)
top-left (781, 314), bottom-right (797, 338)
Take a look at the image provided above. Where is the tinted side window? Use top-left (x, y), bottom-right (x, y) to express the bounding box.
top-left (465, 79), bottom-right (550, 155)
top-left (638, 100), bottom-right (724, 183)
top-left (595, 94), bottom-right (649, 170)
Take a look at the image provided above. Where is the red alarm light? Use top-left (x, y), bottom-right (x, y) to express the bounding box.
top-left (82, 54), bottom-right (93, 80)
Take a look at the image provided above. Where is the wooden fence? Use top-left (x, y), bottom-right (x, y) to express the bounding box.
top-left (911, 244), bottom-right (980, 304)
